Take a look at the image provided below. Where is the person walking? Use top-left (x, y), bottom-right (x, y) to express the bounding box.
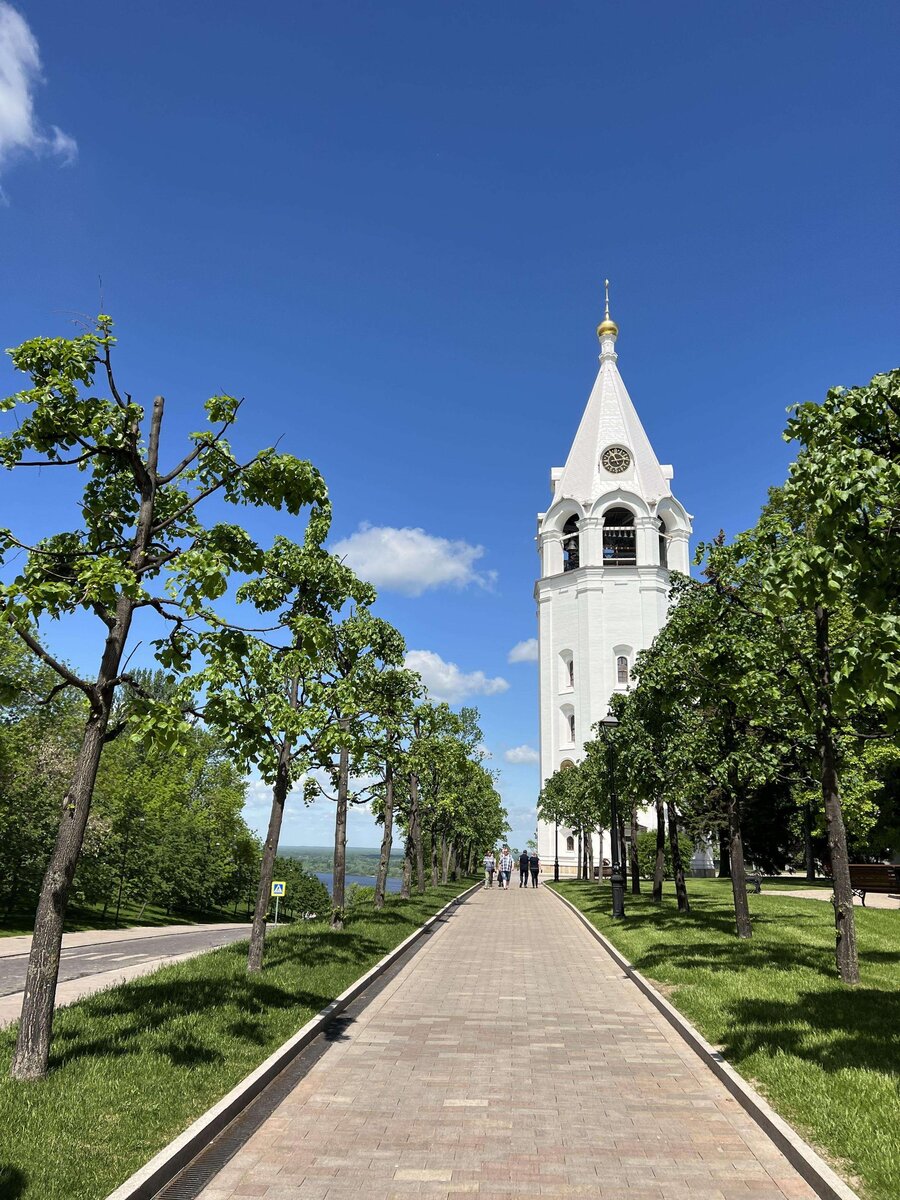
top-left (518, 848), bottom-right (530, 888)
top-left (483, 850), bottom-right (496, 888)
top-left (529, 849), bottom-right (540, 888)
top-left (499, 847), bottom-right (514, 890)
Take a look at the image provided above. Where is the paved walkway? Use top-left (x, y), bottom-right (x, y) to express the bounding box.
top-left (197, 887), bottom-right (817, 1200)
top-left (764, 887), bottom-right (899, 909)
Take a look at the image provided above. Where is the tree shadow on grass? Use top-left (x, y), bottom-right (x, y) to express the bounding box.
top-left (722, 987), bottom-right (900, 1077)
top-left (0, 1165), bottom-right (27, 1200)
top-left (49, 928), bottom-right (389, 1071)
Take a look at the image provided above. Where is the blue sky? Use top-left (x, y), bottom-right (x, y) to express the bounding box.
top-left (1, 1), bottom-right (897, 851)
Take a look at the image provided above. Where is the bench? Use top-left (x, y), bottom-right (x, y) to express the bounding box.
top-left (847, 863), bottom-right (899, 906)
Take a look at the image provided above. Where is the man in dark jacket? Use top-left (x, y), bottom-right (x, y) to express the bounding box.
top-left (518, 849), bottom-right (530, 888)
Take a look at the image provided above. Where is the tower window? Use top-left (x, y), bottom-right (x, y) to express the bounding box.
top-left (657, 517), bottom-right (669, 568)
top-left (562, 515), bottom-right (580, 571)
top-left (560, 704), bottom-right (575, 747)
top-left (559, 651), bottom-right (574, 692)
top-left (568, 658), bottom-right (574, 688)
top-left (602, 507), bottom-right (636, 566)
top-left (566, 835), bottom-right (575, 852)
top-left (616, 655), bottom-right (629, 686)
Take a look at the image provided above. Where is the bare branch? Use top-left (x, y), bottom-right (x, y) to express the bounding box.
top-left (8, 620), bottom-right (94, 698)
top-left (35, 680), bottom-right (74, 707)
top-left (150, 451), bottom-right (262, 536)
top-left (103, 339), bottom-right (128, 410)
top-left (15, 449), bottom-right (99, 468)
top-left (158, 404), bottom-right (243, 484)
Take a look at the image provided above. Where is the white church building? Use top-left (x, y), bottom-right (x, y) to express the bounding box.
top-left (535, 289), bottom-right (692, 876)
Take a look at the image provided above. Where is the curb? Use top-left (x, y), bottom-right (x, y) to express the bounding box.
top-left (104, 883), bottom-right (480, 1200)
top-left (546, 884), bottom-right (861, 1200)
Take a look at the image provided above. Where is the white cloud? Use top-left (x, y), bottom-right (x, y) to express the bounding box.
top-left (507, 638), bottom-right (538, 664)
top-left (504, 744), bottom-right (540, 765)
top-left (405, 649), bottom-right (509, 704)
top-left (331, 523), bottom-right (495, 597)
top-left (0, 4), bottom-right (77, 185)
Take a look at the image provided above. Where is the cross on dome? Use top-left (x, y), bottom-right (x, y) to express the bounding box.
top-left (596, 278), bottom-right (619, 340)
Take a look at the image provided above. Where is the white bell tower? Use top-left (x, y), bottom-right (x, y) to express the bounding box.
top-left (535, 286), bottom-right (691, 875)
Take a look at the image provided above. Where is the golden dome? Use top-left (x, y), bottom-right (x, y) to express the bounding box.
top-left (596, 278), bottom-right (618, 340)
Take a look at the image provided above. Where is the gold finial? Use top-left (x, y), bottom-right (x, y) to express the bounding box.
top-left (597, 277), bottom-right (618, 340)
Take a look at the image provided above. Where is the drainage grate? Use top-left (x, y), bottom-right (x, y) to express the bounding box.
top-left (154, 894), bottom-right (473, 1199)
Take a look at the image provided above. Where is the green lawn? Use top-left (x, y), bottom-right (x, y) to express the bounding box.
top-left (0, 881), bottom-right (473, 1200)
top-left (0, 897), bottom-right (253, 939)
top-left (552, 878), bottom-right (900, 1200)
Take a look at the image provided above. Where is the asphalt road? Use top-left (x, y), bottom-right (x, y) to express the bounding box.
top-left (0, 926), bottom-right (251, 997)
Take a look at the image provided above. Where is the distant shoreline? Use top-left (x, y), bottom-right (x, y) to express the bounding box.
top-left (281, 846), bottom-right (405, 878)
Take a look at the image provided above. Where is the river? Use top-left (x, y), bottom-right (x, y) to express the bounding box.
top-left (315, 872), bottom-right (403, 895)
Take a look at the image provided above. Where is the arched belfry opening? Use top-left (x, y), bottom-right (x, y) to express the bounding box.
top-left (657, 516), bottom-right (668, 567)
top-left (562, 514), bottom-right (580, 571)
top-left (602, 507), bottom-right (636, 566)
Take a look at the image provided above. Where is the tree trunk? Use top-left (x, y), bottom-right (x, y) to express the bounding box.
top-left (576, 829), bottom-right (583, 879)
top-left (727, 795), bottom-right (752, 939)
top-left (11, 394), bottom-right (166, 1081)
top-left (814, 606), bottom-right (859, 985)
top-left (617, 810), bottom-right (628, 888)
top-left (11, 705), bottom-right (112, 1080)
top-left (653, 797), bottom-right (665, 903)
top-left (466, 843), bottom-right (475, 876)
top-left (440, 831), bottom-right (449, 884)
top-left (629, 806), bottom-right (641, 894)
top-left (374, 762), bottom-right (394, 910)
top-left (247, 750), bottom-right (291, 971)
top-left (400, 843), bottom-right (412, 899)
top-left (804, 800), bottom-right (816, 881)
top-left (430, 834), bottom-right (439, 887)
top-left (409, 774), bottom-right (425, 894)
top-left (666, 801), bottom-right (691, 914)
top-left (718, 827), bottom-right (731, 878)
top-left (331, 730), bottom-right (350, 929)
top-left (448, 842), bottom-right (458, 881)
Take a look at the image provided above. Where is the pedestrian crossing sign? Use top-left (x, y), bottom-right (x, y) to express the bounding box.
top-left (271, 881), bottom-right (286, 897)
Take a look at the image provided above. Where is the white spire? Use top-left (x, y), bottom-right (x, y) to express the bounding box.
top-left (553, 288), bottom-right (672, 508)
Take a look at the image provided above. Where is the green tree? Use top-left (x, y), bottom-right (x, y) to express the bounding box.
top-left (0, 318), bottom-right (325, 1079)
top-left (305, 609), bottom-right (407, 928)
top-left (200, 526), bottom-right (372, 970)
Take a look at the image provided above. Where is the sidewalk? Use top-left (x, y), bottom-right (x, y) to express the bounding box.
top-left (0, 922), bottom-right (251, 1028)
top-left (194, 886), bottom-right (819, 1200)
top-left (0, 921), bottom-right (247, 959)
top-left (763, 888), bottom-right (899, 909)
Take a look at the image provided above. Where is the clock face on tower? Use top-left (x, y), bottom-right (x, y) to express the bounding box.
top-left (601, 446), bottom-right (631, 474)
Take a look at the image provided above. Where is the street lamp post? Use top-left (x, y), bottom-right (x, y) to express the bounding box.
top-left (554, 818), bottom-right (560, 882)
top-left (599, 713), bottom-right (626, 919)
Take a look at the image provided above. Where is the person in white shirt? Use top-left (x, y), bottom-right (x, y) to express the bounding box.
top-left (498, 847), bottom-right (514, 889)
top-left (483, 851), bottom-right (496, 888)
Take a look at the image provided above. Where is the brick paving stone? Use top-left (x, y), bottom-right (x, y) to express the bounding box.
top-left (194, 887), bottom-right (821, 1200)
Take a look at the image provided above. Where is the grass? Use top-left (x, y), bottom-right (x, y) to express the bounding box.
top-left (551, 877), bottom-right (900, 1200)
top-left (0, 880), bottom-right (474, 1200)
top-left (0, 898), bottom-right (252, 939)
